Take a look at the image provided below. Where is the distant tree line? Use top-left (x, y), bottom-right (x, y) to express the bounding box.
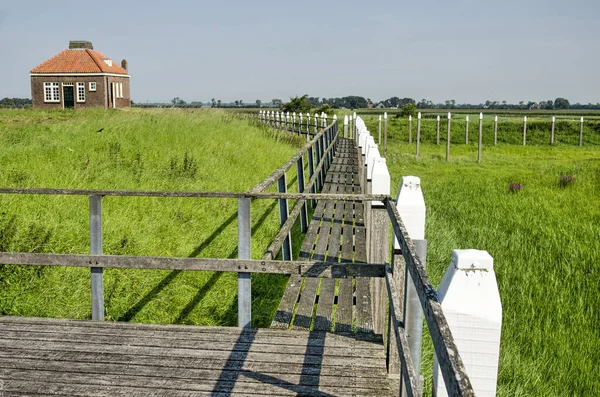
top-left (0, 98), bottom-right (32, 108)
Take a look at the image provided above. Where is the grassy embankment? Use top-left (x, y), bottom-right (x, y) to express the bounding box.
top-left (357, 112), bottom-right (598, 397)
top-left (0, 108), bottom-right (305, 327)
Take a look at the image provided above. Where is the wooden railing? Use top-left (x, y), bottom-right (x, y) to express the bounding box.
top-left (0, 119), bottom-right (475, 396)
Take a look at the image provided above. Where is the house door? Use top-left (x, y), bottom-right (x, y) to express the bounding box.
top-left (63, 86), bottom-right (74, 109)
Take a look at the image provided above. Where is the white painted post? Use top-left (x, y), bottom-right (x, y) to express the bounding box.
top-left (299, 112), bottom-right (303, 134)
top-left (344, 115), bottom-right (348, 138)
top-left (237, 198), bottom-right (252, 328)
top-left (378, 114), bottom-right (382, 144)
top-left (579, 116), bottom-right (584, 146)
top-left (478, 112), bottom-right (483, 163)
top-left (293, 112), bottom-right (297, 134)
top-left (323, 112), bottom-right (328, 127)
top-left (408, 114), bottom-right (413, 144)
top-left (306, 112), bottom-right (310, 135)
top-left (266, 111), bottom-right (270, 126)
top-left (286, 111), bottom-right (290, 130)
top-left (465, 115), bottom-right (469, 144)
top-left (433, 250), bottom-right (502, 397)
top-left (314, 113), bottom-right (319, 134)
top-left (523, 116), bottom-right (527, 146)
top-left (395, 176), bottom-right (426, 388)
top-left (494, 115), bottom-right (498, 146)
top-left (550, 116), bottom-right (555, 145)
top-left (446, 112), bottom-right (451, 161)
top-left (436, 115), bottom-right (440, 145)
top-left (384, 112), bottom-right (388, 156)
top-left (282, 111), bottom-right (286, 129)
top-left (353, 112), bottom-right (357, 139)
top-left (416, 112), bottom-right (421, 159)
top-left (90, 195), bottom-right (104, 321)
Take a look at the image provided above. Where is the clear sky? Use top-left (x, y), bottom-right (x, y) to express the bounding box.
top-left (1, 0), bottom-right (599, 104)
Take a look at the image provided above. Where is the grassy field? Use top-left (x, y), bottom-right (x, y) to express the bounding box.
top-left (356, 113), bottom-right (599, 396)
top-left (0, 108), bottom-right (305, 327)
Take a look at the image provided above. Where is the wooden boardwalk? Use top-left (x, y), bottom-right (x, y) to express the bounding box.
top-left (0, 316), bottom-right (394, 396)
top-left (271, 138), bottom-right (375, 334)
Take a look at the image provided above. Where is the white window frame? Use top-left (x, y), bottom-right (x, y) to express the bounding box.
top-left (77, 82), bottom-right (86, 103)
top-left (119, 82), bottom-right (123, 98)
top-left (43, 82), bottom-right (60, 103)
top-left (89, 82), bottom-right (97, 91)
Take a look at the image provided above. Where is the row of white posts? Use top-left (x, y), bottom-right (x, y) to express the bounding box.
top-left (375, 112), bottom-right (588, 158)
top-left (258, 110), bottom-right (330, 137)
top-left (353, 114), bottom-right (503, 396)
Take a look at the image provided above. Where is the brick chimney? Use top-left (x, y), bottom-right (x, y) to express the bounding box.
top-left (121, 59), bottom-right (128, 72)
top-left (69, 41), bottom-right (94, 50)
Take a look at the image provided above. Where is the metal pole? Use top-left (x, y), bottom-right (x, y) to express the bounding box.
top-left (494, 115), bottom-right (498, 146)
top-left (90, 195), bottom-right (104, 321)
top-left (465, 115), bottom-right (469, 144)
top-left (579, 117), bottom-right (584, 146)
top-left (378, 114), bottom-right (382, 144)
top-left (237, 198), bottom-right (251, 328)
top-left (446, 112), bottom-right (451, 161)
top-left (477, 113), bottom-right (483, 163)
top-left (408, 115), bottom-right (412, 144)
top-left (415, 112), bottom-right (421, 159)
top-left (523, 116), bottom-right (527, 146)
top-left (384, 112), bottom-right (388, 156)
top-left (436, 115), bottom-right (440, 145)
top-left (550, 116), bottom-right (555, 145)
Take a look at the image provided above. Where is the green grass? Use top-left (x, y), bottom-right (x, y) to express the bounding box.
top-left (362, 114), bottom-right (599, 396)
top-left (0, 108), bottom-right (306, 327)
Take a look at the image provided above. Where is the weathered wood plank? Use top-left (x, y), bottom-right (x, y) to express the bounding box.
top-left (355, 277), bottom-right (374, 334)
top-left (313, 278), bottom-right (335, 332)
top-left (270, 275), bottom-right (302, 329)
top-left (292, 278), bottom-right (319, 330)
top-left (335, 278), bottom-right (354, 333)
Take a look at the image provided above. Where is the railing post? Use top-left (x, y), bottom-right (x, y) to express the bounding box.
top-left (315, 136), bottom-right (323, 192)
top-left (297, 156), bottom-right (308, 233)
top-left (436, 115), bottom-right (440, 145)
top-left (478, 112), bottom-right (483, 163)
top-left (395, 176), bottom-right (426, 394)
top-left (446, 112), bottom-right (452, 161)
top-left (370, 158), bottom-right (390, 338)
top-left (433, 250), bottom-right (502, 397)
top-left (319, 134), bottom-right (327, 180)
top-left (306, 112), bottom-right (310, 136)
top-left (378, 114), bottom-right (382, 144)
top-left (314, 113), bottom-right (319, 135)
top-left (465, 115), bottom-right (469, 144)
top-left (384, 112), bottom-right (388, 156)
top-left (408, 114), bottom-right (412, 144)
top-left (344, 115), bottom-right (349, 138)
top-left (416, 112), bottom-right (421, 159)
top-left (523, 116), bottom-right (527, 146)
top-left (307, 145), bottom-right (317, 208)
top-left (494, 115), bottom-right (498, 146)
top-left (365, 139), bottom-right (379, 258)
top-left (579, 116), bottom-right (584, 146)
top-left (277, 174), bottom-right (292, 261)
top-left (550, 116), bottom-right (555, 145)
top-left (89, 195), bottom-right (104, 321)
top-left (237, 198), bottom-right (252, 328)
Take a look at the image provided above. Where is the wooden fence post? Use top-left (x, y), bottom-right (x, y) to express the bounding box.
top-left (237, 198), bottom-right (252, 328)
top-left (436, 115), bottom-right (440, 145)
top-left (315, 137), bottom-right (323, 193)
top-left (446, 112), bottom-right (451, 161)
top-left (477, 113), bottom-right (483, 163)
top-left (433, 250), bottom-right (502, 397)
top-left (579, 117), bottom-right (584, 146)
top-left (306, 112), bottom-right (310, 135)
top-left (378, 114), bottom-right (382, 145)
top-left (395, 176), bottom-right (426, 392)
top-left (370, 157), bottom-right (390, 339)
top-left (297, 157), bottom-right (308, 233)
top-left (408, 114), bottom-right (412, 144)
top-left (314, 113), bottom-right (319, 135)
top-left (293, 112), bottom-right (297, 134)
top-left (307, 145), bottom-right (316, 208)
top-left (550, 116), bottom-right (555, 145)
top-left (523, 116), bottom-right (527, 146)
top-left (494, 115), bottom-right (498, 146)
top-left (89, 195), bottom-right (104, 321)
top-left (384, 112), bottom-right (388, 156)
top-left (416, 112), bottom-right (421, 159)
top-left (465, 115), bottom-right (469, 144)
top-left (277, 174), bottom-right (292, 260)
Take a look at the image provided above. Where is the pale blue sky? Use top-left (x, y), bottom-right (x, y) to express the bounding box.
top-left (1, 0), bottom-right (599, 104)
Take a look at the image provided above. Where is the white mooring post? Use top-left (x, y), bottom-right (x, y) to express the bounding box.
top-left (370, 157), bottom-right (390, 339)
top-left (446, 112), bottom-right (452, 161)
top-left (494, 115), bottom-right (498, 145)
top-left (477, 112), bottom-right (483, 163)
top-left (465, 115), bottom-right (469, 144)
top-left (408, 114), bottom-right (413, 144)
top-left (523, 116), bottom-right (527, 146)
top-left (344, 115), bottom-right (348, 138)
top-left (394, 176), bottom-right (426, 392)
top-left (550, 116), bottom-right (555, 145)
top-left (432, 249), bottom-right (502, 397)
top-left (579, 116), bottom-right (584, 146)
top-left (436, 115), bottom-right (441, 145)
top-left (384, 112), bottom-right (388, 156)
top-left (378, 114), bottom-right (382, 144)
top-left (416, 112), bottom-right (421, 159)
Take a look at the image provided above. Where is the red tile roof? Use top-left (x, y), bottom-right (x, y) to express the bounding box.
top-left (31, 49), bottom-right (127, 74)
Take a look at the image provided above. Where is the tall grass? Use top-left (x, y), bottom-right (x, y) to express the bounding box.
top-left (0, 108), bottom-right (304, 327)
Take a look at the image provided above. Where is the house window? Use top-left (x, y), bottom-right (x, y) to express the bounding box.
top-left (44, 82), bottom-right (60, 102)
top-left (77, 82), bottom-right (86, 102)
top-left (89, 82), bottom-right (97, 91)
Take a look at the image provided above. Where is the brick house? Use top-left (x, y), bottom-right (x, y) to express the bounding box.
top-left (30, 41), bottom-right (130, 109)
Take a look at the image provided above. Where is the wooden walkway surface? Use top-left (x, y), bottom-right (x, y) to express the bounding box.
top-left (271, 138), bottom-right (375, 334)
top-left (0, 316), bottom-right (394, 396)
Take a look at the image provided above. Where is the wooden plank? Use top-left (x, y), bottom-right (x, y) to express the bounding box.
top-left (355, 277), bottom-right (374, 334)
top-left (313, 278), bottom-right (335, 332)
top-left (291, 278), bottom-right (319, 330)
top-left (335, 278), bottom-right (354, 333)
top-left (271, 275), bottom-right (302, 329)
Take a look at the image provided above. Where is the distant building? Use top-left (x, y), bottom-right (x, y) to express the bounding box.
top-left (30, 41), bottom-right (130, 109)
